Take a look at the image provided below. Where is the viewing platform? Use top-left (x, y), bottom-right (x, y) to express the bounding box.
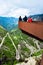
top-left (18, 21), bottom-right (43, 41)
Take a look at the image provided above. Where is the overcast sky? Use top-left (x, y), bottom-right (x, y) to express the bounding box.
top-left (0, 0), bottom-right (43, 18)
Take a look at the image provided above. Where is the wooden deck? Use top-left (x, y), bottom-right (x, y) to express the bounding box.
top-left (18, 21), bottom-right (43, 40)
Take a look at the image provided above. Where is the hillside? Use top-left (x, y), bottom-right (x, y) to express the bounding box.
top-left (0, 17), bottom-right (18, 31)
top-left (0, 25), bottom-right (7, 43)
top-left (0, 26), bottom-right (43, 65)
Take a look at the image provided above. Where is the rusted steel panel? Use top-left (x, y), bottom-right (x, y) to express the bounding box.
top-left (40, 54), bottom-right (43, 65)
top-left (18, 21), bottom-right (43, 40)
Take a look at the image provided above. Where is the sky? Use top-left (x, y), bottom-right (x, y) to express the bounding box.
top-left (0, 0), bottom-right (43, 18)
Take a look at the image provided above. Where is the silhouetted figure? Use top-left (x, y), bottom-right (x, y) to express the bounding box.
top-left (23, 16), bottom-right (27, 22)
top-left (19, 16), bottom-right (22, 21)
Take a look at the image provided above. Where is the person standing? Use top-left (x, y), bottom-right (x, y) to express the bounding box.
top-left (19, 16), bottom-right (22, 21)
top-left (23, 16), bottom-right (27, 22)
top-left (27, 17), bottom-right (32, 23)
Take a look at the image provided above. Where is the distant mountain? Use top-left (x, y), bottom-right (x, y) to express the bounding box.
top-left (0, 17), bottom-right (18, 31)
top-left (29, 14), bottom-right (43, 21)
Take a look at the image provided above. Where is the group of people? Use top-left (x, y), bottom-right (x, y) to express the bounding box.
top-left (19, 16), bottom-right (33, 23)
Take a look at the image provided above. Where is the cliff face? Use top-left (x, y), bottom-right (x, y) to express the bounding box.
top-left (18, 21), bottom-right (43, 40)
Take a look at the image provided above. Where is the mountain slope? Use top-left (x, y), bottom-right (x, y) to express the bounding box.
top-left (0, 26), bottom-right (7, 43)
top-left (0, 17), bottom-right (18, 31)
top-left (0, 27), bottom-right (43, 65)
top-left (29, 14), bottom-right (43, 21)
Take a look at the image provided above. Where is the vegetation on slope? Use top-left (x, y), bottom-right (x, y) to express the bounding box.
top-left (0, 26), bottom-right (7, 43)
top-left (0, 26), bottom-right (43, 65)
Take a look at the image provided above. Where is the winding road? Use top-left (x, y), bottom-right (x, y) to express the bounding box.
top-left (0, 32), bottom-right (20, 60)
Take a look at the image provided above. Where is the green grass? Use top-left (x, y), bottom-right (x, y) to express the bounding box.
top-left (0, 26), bottom-right (43, 65)
top-left (0, 26), bottom-right (7, 37)
top-left (32, 49), bottom-right (43, 56)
